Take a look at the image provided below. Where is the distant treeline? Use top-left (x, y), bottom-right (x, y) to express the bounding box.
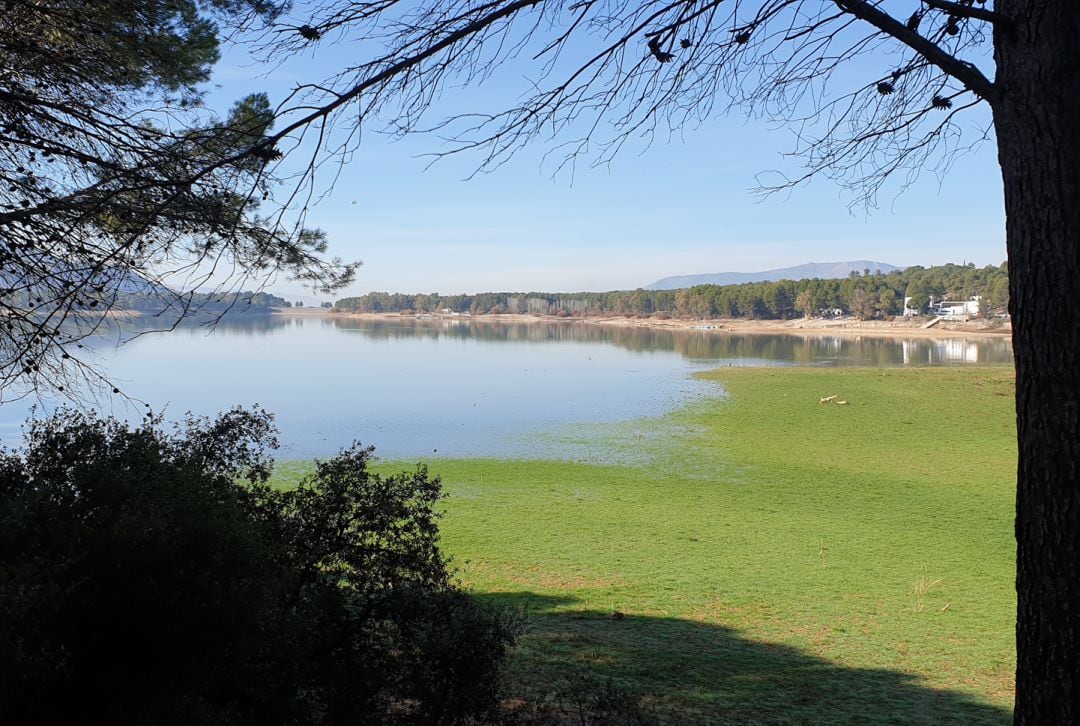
top-left (4, 285), bottom-right (292, 315)
top-left (336, 262), bottom-right (1009, 320)
top-left (115, 290), bottom-right (293, 314)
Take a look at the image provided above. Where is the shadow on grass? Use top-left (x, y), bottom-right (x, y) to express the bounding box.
top-left (477, 592), bottom-right (1011, 726)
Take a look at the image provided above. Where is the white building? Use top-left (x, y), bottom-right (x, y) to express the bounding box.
top-left (933, 295), bottom-right (982, 320)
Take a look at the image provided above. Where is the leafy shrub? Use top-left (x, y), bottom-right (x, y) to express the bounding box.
top-left (0, 408), bottom-right (518, 725)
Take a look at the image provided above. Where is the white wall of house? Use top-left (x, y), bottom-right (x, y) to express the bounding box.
top-left (935, 295), bottom-right (982, 319)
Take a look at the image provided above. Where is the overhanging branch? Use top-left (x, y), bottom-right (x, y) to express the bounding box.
top-left (922, 0), bottom-right (1002, 24)
top-left (834, 0), bottom-right (998, 104)
top-left (267, 0), bottom-right (545, 147)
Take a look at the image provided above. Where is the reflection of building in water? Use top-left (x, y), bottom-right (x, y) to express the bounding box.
top-left (939, 339), bottom-right (979, 363)
top-left (903, 338), bottom-right (980, 364)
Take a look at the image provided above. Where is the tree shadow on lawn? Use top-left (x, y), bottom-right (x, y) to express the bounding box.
top-left (477, 592), bottom-right (1011, 726)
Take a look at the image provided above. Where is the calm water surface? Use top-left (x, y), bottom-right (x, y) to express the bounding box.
top-left (0, 315), bottom-right (1013, 459)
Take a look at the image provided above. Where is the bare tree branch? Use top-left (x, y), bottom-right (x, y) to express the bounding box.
top-left (240, 0), bottom-right (994, 214)
top-left (922, 0), bottom-right (1002, 25)
top-left (833, 0), bottom-right (997, 103)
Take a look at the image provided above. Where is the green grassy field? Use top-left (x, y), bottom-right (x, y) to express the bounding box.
top-left (279, 366), bottom-right (1018, 724)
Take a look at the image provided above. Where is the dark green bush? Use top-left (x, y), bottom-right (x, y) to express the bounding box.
top-left (0, 408), bottom-right (518, 725)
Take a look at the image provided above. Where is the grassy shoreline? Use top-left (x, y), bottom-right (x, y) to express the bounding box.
top-left (276, 366), bottom-right (1017, 723)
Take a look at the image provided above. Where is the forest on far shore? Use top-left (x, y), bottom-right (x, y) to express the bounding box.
top-left (335, 262), bottom-right (1009, 321)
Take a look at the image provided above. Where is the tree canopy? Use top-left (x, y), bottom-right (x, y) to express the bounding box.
top-left (0, 0), bottom-right (357, 398)
top-left (245, 0), bottom-right (996, 201)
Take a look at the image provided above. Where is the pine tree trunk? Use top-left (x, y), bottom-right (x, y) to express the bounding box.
top-left (993, 2), bottom-right (1080, 722)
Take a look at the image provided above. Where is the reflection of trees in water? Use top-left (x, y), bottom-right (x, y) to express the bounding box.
top-left (323, 316), bottom-right (1014, 365)
top-left (184, 313), bottom-right (297, 337)
top-left (97, 313), bottom-right (1012, 364)
top-left (103, 312), bottom-right (296, 345)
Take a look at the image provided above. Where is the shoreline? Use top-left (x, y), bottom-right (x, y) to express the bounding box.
top-left (276, 308), bottom-right (1011, 340)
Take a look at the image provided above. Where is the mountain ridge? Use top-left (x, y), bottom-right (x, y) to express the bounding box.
top-left (645, 260), bottom-right (902, 290)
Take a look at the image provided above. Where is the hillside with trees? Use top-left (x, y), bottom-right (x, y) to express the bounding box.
top-left (114, 290), bottom-right (293, 315)
top-left (336, 262), bottom-right (1009, 321)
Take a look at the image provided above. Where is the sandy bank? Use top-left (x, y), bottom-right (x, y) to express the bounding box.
top-left (273, 306), bottom-right (335, 317)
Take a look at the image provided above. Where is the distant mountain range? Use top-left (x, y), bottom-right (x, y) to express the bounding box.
top-left (1, 258), bottom-right (294, 316)
top-left (0, 256), bottom-right (173, 298)
top-left (644, 260), bottom-right (903, 290)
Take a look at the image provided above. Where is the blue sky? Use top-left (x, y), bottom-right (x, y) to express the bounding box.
top-left (212, 25), bottom-right (1006, 300)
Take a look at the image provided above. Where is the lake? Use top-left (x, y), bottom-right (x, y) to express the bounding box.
top-left (0, 315), bottom-right (1013, 460)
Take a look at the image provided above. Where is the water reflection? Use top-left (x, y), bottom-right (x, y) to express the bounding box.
top-left (318, 316), bottom-right (1013, 367)
top-left (0, 314), bottom-right (1012, 460)
top-left (111, 314), bottom-right (1013, 368)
